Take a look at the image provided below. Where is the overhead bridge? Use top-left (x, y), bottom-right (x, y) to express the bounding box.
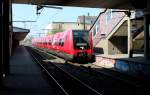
top-left (12, 0), bottom-right (149, 9)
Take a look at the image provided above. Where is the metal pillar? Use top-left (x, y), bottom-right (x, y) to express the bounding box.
top-left (9, 0), bottom-right (13, 56)
top-left (144, 14), bottom-right (150, 60)
top-left (3, 0), bottom-right (10, 75)
top-left (0, 0), bottom-right (3, 86)
top-left (127, 15), bottom-right (133, 58)
top-left (83, 15), bottom-right (85, 30)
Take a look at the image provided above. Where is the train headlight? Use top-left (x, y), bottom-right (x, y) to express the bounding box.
top-left (80, 46), bottom-right (84, 50)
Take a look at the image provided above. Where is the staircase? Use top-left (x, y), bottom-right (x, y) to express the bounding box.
top-left (92, 13), bottom-right (126, 47)
top-left (91, 10), bottom-right (145, 55)
top-left (92, 14), bottom-right (128, 54)
top-left (132, 25), bottom-right (144, 51)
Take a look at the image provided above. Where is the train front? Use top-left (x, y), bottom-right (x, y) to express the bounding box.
top-left (72, 30), bottom-right (95, 63)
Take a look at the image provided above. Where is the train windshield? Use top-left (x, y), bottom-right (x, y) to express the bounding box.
top-left (73, 30), bottom-right (90, 49)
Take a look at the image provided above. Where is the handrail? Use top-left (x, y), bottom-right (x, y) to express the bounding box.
top-left (91, 10), bottom-right (127, 47)
top-left (133, 25), bottom-right (144, 39)
top-left (89, 9), bottom-right (107, 32)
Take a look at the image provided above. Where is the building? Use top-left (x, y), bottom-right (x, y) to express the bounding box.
top-left (77, 15), bottom-right (97, 24)
top-left (90, 9), bottom-right (144, 55)
top-left (44, 15), bottom-right (97, 35)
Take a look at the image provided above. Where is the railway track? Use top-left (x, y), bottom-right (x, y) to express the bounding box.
top-left (33, 46), bottom-right (147, 87)
top-left (61, 62), bottom-right (149, 95)
top-left (79, 64), bottom-right (148, 87)
top-left (27, 46), bottom-right (149, 95)
top-left (26, 46), bottom-right (102, 95)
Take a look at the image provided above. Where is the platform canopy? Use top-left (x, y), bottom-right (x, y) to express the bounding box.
top-left (12, 0), bottom-right (149, 10)
top-left (13, 27), bottom-right (30, 41)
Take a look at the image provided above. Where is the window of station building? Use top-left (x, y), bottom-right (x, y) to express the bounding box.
top-left (96, 20), bottom-right (100, 33)
top-left (92, 26), bottom-right (96, 37)
top-left (92, 21), bottom-right (100, 37)
top-left (106, 9), bottom-right (113, 24)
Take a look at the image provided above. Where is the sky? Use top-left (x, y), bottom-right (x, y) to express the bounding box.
top-left (12, 4), bottom-right (101, 37)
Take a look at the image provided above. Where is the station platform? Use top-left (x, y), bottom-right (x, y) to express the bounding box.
top-left (96, 54), bottom-right (150, 64)
top-left (0, 46), bottom-right (58, 95)
top-left (93, 54), bottom-right (150, 78)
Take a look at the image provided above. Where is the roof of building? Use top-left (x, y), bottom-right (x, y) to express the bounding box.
top-left (52, 21), bottom-right (77, 23)
top-left (52, 21), bottom-right (92, 25)
top-left (13, 27), bottom-right (30, 41)
top-left (13, 27), bottom-right (30, 33)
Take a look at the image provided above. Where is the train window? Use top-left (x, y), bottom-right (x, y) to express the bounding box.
top-left (56, 39), bottom-right (59, 46)
top-left (59, 39), bottom-right (64, 46)
top-left (49, 40), bottom-right (51, 45)
top-left (62, 42), bottom-right (64, 46)
top-left (59, 39), bottom-right (61, 46)
top-left (61, 40), bottom-right (64, 46)
top-left (53, 39), bottom-right (57, 46)
top-left (73, 30), bottom-right (90, 49)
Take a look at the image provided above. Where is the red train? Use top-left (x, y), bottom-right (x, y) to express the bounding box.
top-left (32, 29), bottom-right (95, 63)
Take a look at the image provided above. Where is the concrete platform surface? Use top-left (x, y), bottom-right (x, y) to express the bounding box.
top-left (93, 54), bottom-right (150, 78)
top-left (96, 54), bottom-right (150, 64)
top-left (0, 46), bottom-right (58, 95)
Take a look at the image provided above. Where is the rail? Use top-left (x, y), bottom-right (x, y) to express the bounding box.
top-left (27, 46), bottom-right (102, 95)
top-left (26, 47), bottom-right (69, 95)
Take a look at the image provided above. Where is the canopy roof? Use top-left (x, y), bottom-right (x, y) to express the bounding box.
top-left (13, 27), bottom-right (30, 41)
top-left (12, 0), bottom-right (149, 10)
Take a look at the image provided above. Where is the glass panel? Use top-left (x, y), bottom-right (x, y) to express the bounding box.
top-left (73, 30), bottom-right (90, 49)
